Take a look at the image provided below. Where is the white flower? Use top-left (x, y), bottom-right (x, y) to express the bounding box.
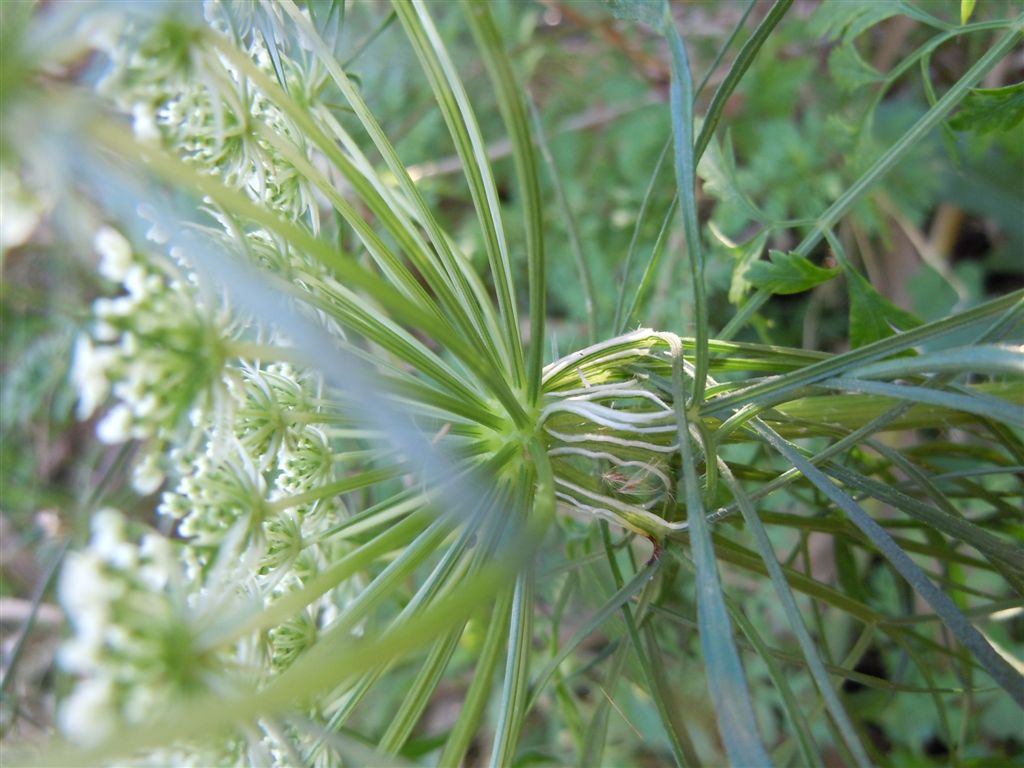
top-left (94, 226), bottom-right (133, 283)
top-left (71, 336), bottom-right (114, 419)
top-left (97, 403), bottom-right (133, 443)
top-left (58, 676), bottom-right (118, 746)
top-left (94, 320), bottom-right (119, 342)
top-left (131, 102), bottom-right (160, 143)
top-left (132, 451), bottom-right (165, 495)
top-left (124, 264), bottom-right (151, 298)
top-left (59, 550), bottom-right (123, 615)
top-left (91, 508), bottom-right (137, 569)
top-left (57, 551), bottom-right (119, 673)
top-left (93, 295), bottom-right (131, 320)
top-left (138, 533), bottom-right (173, 590)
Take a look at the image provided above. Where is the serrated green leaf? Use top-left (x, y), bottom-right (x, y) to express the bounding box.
top-left (829, 42), bottom-right (884, 92)
top-left (949, 82), bottom-right (1024, 135)
top-left (843, 264), bottom-right (922, 348)
top-left (961, 0), bottom-right (977, 25)
top-left (746, 249), bottom-right (840, 295)
top-left (698, 129), bottom-right (766, 227)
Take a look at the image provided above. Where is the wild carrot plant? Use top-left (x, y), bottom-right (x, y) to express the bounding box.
top-left (2, 0), bottom-right (1022, 765)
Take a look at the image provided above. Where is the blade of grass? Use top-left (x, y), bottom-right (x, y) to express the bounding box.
top-left (693, 0), bottom-right (794, 163)
top-left (490, 569), bottom-right (535, 767)
top-left (664, 10), bottom-right (710, 404)
top-left (694, 0), bottom-right (758, 99)
top-left (726, 599), bottom-right (823, 767)
top-left (595, 521), bottom-right (699, 768)
top-left (378, 625), bottom-right (464, 754)
top-left (818, 378), bottom-right (1024, 427)
top-left (613, 138), bottom-right (673, 335)
top-left (748, 417), bottom-right (1024, 707)
top-left (717, 458), bottom-right (872, 767)
top-left (579, 637), bottom-right (630, 768)
top-left (638, 621), bottom-right (701, 767)
top-left (849, 344), bottom-right (1024, 379)
top-left (664, 333), bottom-right (771, 766)
top-left (525, 560), bottom-right (657, 714)
top-left (307, 495), bottom-right (502, 760)
top-left (85, 113), bottom-right (529, 427)
top-left (620, 191), bottom-right (678, 333)
top-left (213, 27), bottom-right (515, 389)
top-left (821, 459), bottom-right (1024, 580)
top-left (340, 9), bottom-right (396, 69)
top-left (437, 588), bottom-right (514, 768)
top-left (278, 0), bottom-right (510, 376)
top-left (704, 290), bottom-right (1024, 419)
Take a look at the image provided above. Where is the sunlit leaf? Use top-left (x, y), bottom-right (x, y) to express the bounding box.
top-left (746, 249), bottom-right (840, 295)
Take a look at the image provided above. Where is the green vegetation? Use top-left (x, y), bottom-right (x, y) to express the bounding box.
top-left (2, 0), bottom-right (1022, 765)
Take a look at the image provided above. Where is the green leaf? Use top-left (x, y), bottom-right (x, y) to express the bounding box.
top-left (810, 0), bottom-right (901, 43)
top-left (949, 82), bottom-right (1024, 135)
top-left (698, 130), bottom-right (766, 227)
top-left (717, 229), bottom-right (769, 305)
top-left (843, 264), bottom-right (922, 348)
top-left (745, 249), bottom-right (840, 295)
top-left (829, 43), bottom-right (885, 92)
top-left (961, 0), bottom-right (977, 25)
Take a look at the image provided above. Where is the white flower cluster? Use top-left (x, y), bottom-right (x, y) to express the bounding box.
top-left (57, 511), bottom-right (311, 766)
top-left (60, 3), bottom-right (380, 762)
top-left (96, 1), bottom-right (321, 226)
top-left (71, 225), bottom-right (234, 493)
top-left (65, 221), bottom-right (353, 755)
top-left (58, 509), bottom-right (210, 746)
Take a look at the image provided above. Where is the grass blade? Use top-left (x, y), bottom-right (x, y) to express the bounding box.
top-left (437, 588), bottom-right (513, 768)
top-left (525, 561), bottom-right (657, 714)
top-left (717, 458), bottom-right (872, 767)
top-left (749, 418), bottom-right (1024, 707)
top-left (665, 334), bottom-right (771, 766)
top-left (490, 569), bottom-right (535, 767)
top-left (664, 11), bottom-right (709, 404)
top-left (694, 0), bottom-right (794, 163)
top-left (530, 97), bottom-right (598, 344)
top-left (613, 137), bottom-right (673, 335)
